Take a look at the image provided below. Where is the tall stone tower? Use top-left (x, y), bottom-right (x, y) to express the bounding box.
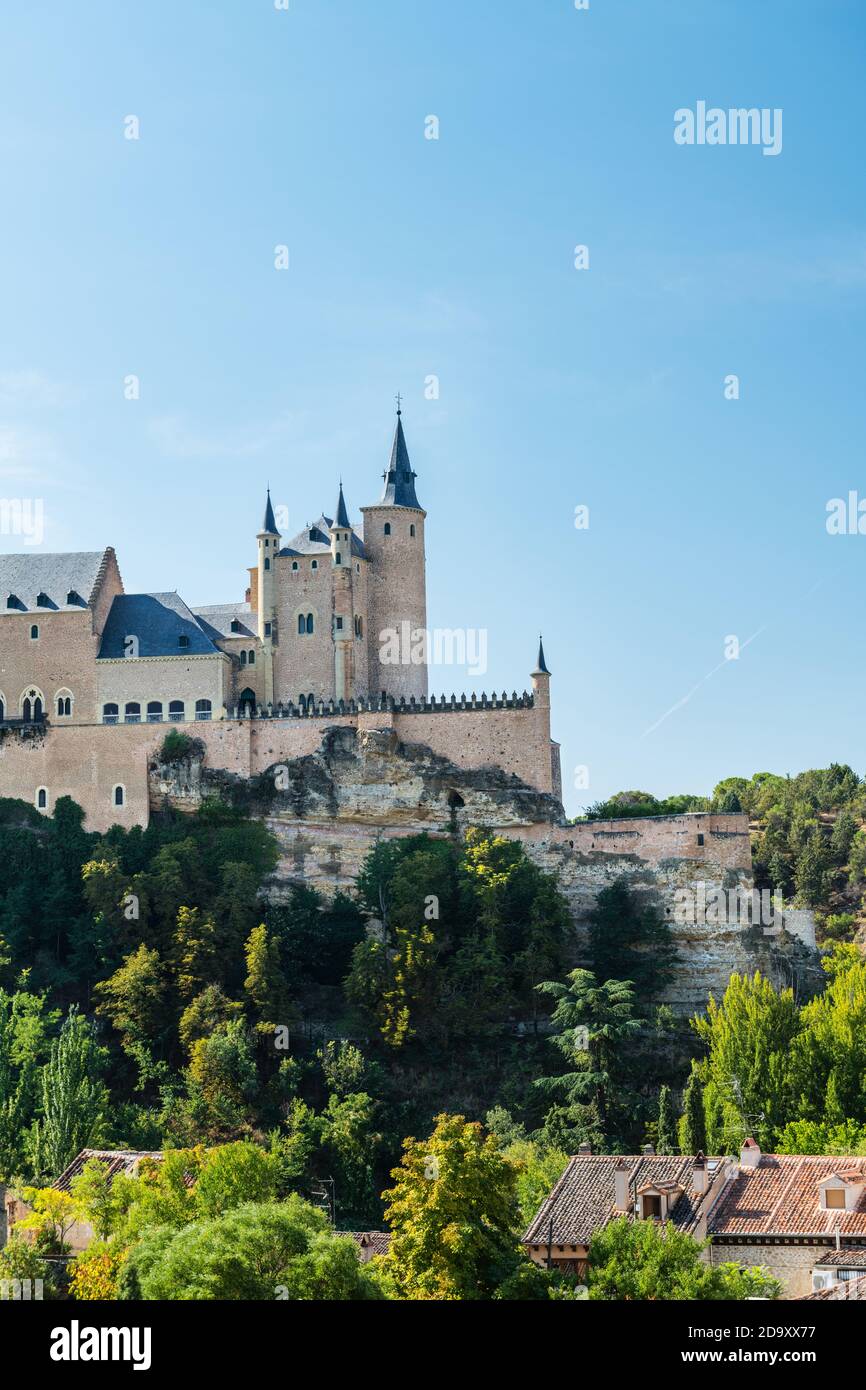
top-left (361, 405), bottom-right (428, 701)
top-left (257, 489), bottom-right (280, 706)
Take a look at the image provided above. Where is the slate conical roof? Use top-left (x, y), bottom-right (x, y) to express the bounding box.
top-left (534, 636), bottom-right (551, 675)
top-left (334, 481), bottom-right (350, 528)
top-left (380, 410), bottom-right (421, 509)
top-left (261, 489), bottom-right (279, 535)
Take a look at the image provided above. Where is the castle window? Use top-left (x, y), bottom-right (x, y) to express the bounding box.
top-left (298, 614), bottom-right (305, 635)
top-left (264, 622), bottom-right (271, 637)
top-left (55, 692), bottom-right (73, 718)
top-left (306, 613), bottom-right (314, 634)
top-left (147, 701), bottom-right (163, 723)
top-left (30, 624), bottom-right (39, 640)
top-left (308, 692), bottom-right (315, 712)
top-left (36, 592), bottom-right (50, 608)
top-left (22, 691), bottom-right (43, 721)
top-left (66, 590), bottom-right (84, 606)
top-left (292, 561), bottom-right (299, 571)
top-left (299, 694), bottom-right (306, 713)
top-left (124, 702), bottom-right (141, 724)
top-left (168, 700), bottom-right (185, 722)
top-left (178, 634), bottom-right (190, 649)
top-left (103, 703), bottom-right (119, 725)
top-left (7, 593), bottom-right (21, 609)
top-left (264, 558), bottom-right (270, 571)
top-left (384, 523), bottom-right (391, 536)
top-left (241, 649), bottom-right (247, 665)
top-left (195, 699), bottom-right (212, 721)
top-left (354, 616), bottom-right (363, 637)
top-left (410, 524), bottom-right (416, 537)
top-left (230, 619), bottom-right (241, 633)
top-left (311, 559), bottom-right (318, 570)
top-left (335, 552), bottom-right (342, 565)
top-left (0, 695), bottom-right (4, 721)
top-left (36, 787), bottom-right (48, 811)
top-left (113, 785), bottom-right (125, 807)
top-left (697, 833), bottom-right (704, 846)
top-left (356, 563), bottom-right (360, 573)
top-left (335, 616), bottom-right (343, 632)
top-left (248, 649), bottom-right (256, 664)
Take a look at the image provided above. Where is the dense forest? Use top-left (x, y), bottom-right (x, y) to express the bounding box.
top-left (1, 757), bottom-right (865, 1298)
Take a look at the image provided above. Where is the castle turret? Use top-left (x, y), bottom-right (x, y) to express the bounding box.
top-left (330, 482), bottom-right (355, 703)
top-left (257, 489), bottom-right (280, 705)
top-left (531, 635), bottom-right (550, 710)
top-left (531, 635), bottom-right (560, 800)
top-left (361, 404), bottom-right (428, 701)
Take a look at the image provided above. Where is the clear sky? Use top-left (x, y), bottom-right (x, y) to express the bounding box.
top-left (1, 0), bottom-right (864, 816)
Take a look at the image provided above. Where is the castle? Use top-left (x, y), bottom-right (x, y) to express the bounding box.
top-left (0, 408), bottom-right (561, 828)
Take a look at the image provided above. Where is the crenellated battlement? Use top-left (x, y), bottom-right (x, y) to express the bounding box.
top-left (225, 689), bottom-right (537, 720)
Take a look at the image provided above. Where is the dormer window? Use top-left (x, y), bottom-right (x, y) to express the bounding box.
top-left (824, 1189), bottom-right (845, 1210)
top-left (641, 1194), bottom-right (662, 1220)
top-left (66, 590), bottom-right (84, 606)
top-left (178, 634), bottom-right (190, 649)
top-left (819, 1174), bottom-right (864, 1212)
top-left (7, 593), bottom-right (21, 609)
top-left (36, 592), bottom-right (50, 607)
top-left (230, 619), bottom-right (241, 633)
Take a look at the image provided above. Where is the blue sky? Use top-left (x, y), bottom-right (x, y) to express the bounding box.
top-left (1, 0), bottom-right (865, 816)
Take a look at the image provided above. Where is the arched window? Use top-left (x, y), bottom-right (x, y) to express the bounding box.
top-left (22, 689), bottom-right (43, 721)
top-left (113, 785), bottom-right (125, 807)
top-left (0, 694), bottom-right (4, 722)
top-left (264, 558), bottom-right (270, 570)
top-left (384, 523), bottom-right (391, 536)
top-left (103, 703), bottom-right (119, 725)
top-left (292, 560), bottom-right (299, 571)
top-left (240, 649), bottom-right (247, 665)
top-left (168, 700), bottom-right (185, 722)
top-left (306, 613), bottom-right (314, 634)
top-left (55, 690), bottom-right (73, 717)
top-left (308, 692), bottom-right (315, 713)
top-left (147, 701), bottom-right (163, 723)
top-left (248, 649), bottom-right (255, 665)
top-left (298, 614), bottom-right (305, 635)
top-left (311, 559), bottom-right (318, 570)
top-left (124, 702), bottom-right (141, 724)
top-left (36, 787), bottom-right (48, 810)
top-left (195, 699), bottom-right (212, 721)
top-left (239, 687), bottom-right (256, 715)
top-left (354, 615), bottom-right (363, 637)
top-left (410, 524), bottom-right (416, 537)
top-left (298, 694), bottom-right (307, 713)
top-left (30, 624), bottom-right (39, 640)
top-left (335, 551), bottom-right (342, 565)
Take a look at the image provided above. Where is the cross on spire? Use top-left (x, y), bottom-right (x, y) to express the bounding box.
top-left (395, 391), bottom-right (402, 416)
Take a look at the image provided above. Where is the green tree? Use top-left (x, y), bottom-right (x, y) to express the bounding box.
top-left (655, 1085), bottom-right (676, 1155)
top-left (30, 1007), bottom-right (108, 1179)
top-left (679, 1066), bottom-right (707, 1155)
top-left (536, 969), bottom-right (641, 1133)
top-left (587, 1216), bottom-right (780, 1300)
top-left (380, 1113), bottom-right (528, 1300)
top-left (587, 879), bottom-right (677, 1003)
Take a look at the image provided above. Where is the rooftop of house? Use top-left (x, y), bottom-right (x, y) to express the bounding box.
top-left (193, 602), bottom-right (257, 641)
top-left (707, 1153), bottom-right (866, 1238)
top-left (337, 1231), bottom-right (392, 1257)
top-left (813, 1249), bottom-right (866, 1268)
top-left (98, 592), bottom-right (219, 659)
top-left (803, 1273), bottom-right (866, 1301)
top-left (280, 515), bottom-right (366, 559)
top-left (53, 1149), bottom-right (165, 1193)
top-left (0, 549), bottom-right (113, 613)
top-left (523, 1153), bottom-right (723, 1248)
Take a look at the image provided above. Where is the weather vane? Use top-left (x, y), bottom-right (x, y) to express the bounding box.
top-left (395, 391), bottom-right (402, 415)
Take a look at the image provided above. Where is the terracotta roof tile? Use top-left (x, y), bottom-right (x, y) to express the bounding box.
top-left (708, 1155), bottom-right (866, 1237)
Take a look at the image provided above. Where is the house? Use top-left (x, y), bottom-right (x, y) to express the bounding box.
top-left (337, 1231), bottom-right (392, 1263)
top-left (523, 1140), bottom-right (866, 1298)
top-left (4, 1149), bottom-right (164, 1254)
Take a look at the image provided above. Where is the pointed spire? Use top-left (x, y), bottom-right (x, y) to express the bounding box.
top-left (335, 479), bottom-right (350, 528)
top-left (261, 488), bottom-right (279, 535)
top-left (379, 401), bottom-right (422, 509)
top-left (534, 635), bottom-right (550, 675)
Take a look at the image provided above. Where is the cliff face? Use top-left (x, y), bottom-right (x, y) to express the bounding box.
top-left (149, 725), bottom-right (821, 1012)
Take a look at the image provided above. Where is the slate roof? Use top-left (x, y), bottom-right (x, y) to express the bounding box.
top-left (281, 515), bottom-right (366, 559)
top-left (98, 592), bottom-right (220, 658)
top-left (523, 1154), bottom-right (722, 1247)
top-left (53, 1149), bottom-right (165, 1192)
top-left (194, 602), bottom-right (257, 641)
top-left (379, 413), bottom-right (421, 509)
top-left (262, 489), bottom-right (279, 535)
top-left (803, 1274), bottom-right (866, 1301)
top-left (707, 1156), bottom-right (866, 1237)
top-left (335, 482), bottom-right (350, 529)
top-left (0, 550), bottom-right (110, 613)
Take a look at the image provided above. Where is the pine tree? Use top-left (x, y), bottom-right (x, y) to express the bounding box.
top-left (30, 1007), bottom-right (107, 1179)
top-left (656, 1085), bottom-right (676, 1154)
top-left (680, 1067), bottom-right (707, 1154)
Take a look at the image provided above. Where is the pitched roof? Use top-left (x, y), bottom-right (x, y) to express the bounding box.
top-left (378, 413), bottom-right (421, 509)
top-left (98, 592), bottom-right (220, 658)
top-left (337, 1231), bottom-right (392, 1257)
top-left (53, 1149), bottom-right (165, 1192)
top-left (194, 602), bottom-right (257, 641)
top-left (523, 1154), bottom-right (721, 1247)
top-left (282, 516), bottom-right (365, 559)
top-left (803, 1274), bottom-right (866, 1301)
top-left (813, 1249), bottom-right (866, 1268)
top-left (261, 489), bottom-right (279, 535)
top-left (0, 550), bottom-right (110, 613)
top-left (708, 1155), bottom-right (866, 1237)
top-left (534, 636), bottom-right (551, 675)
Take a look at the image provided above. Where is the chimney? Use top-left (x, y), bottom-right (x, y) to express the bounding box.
top-left (578, 1142), bottom-right (592, 1156)
top-left (692, 1151), bottom-right (708, 1194)
top-left (642, 1144), bottom-right (655, 1156)
top-left (614, 1159), bottom-right (630, 1212)
top-left (740, 1138), bottom-right (761, 1168)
